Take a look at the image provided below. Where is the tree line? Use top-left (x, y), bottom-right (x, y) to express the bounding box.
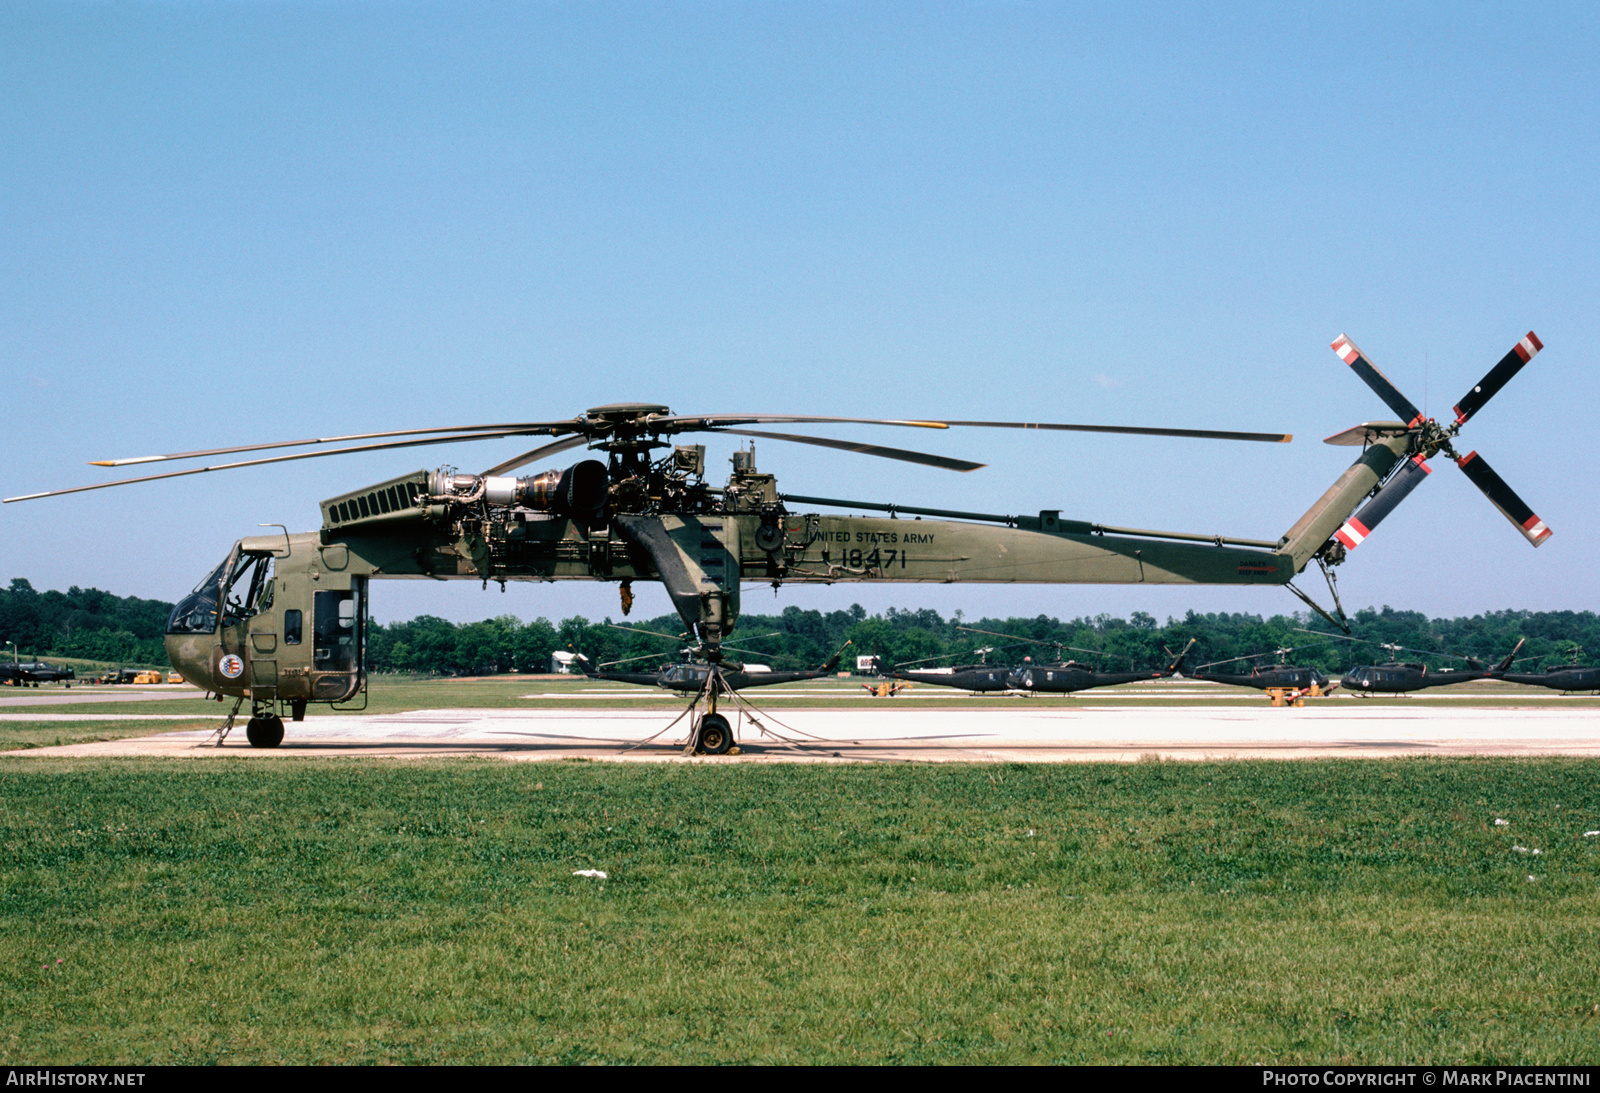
top-left (4, 576), bottom-right (1595, 675)
top-left (0, 579), bottom-right (172, 665)
top-left (367, 603), bottom-right (1599, 677)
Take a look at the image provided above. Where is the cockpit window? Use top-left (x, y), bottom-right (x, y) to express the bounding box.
top-left (166, 546), bottom-right (237, 634)
top-left (165, 546), bottom-right (275, 635)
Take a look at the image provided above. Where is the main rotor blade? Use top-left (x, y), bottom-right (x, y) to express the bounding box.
top-left (955, 625), bottom-right (1098, 658)
top-left (714, 429), bottom-right (986, 472)
top-left (1331, 334), bottom-right (1424, 426)
top-left (1292, 627), bottom-right (1476, 663)
top-left (1194, 642), bottom-right (1329, 671)
top-left (667, 414), bottom-right (1290, 443)
top-left (656, 414), bottom-right (950, 430)
top-left (1331, 453), bottom-right (1432, 551)
top-left (480, 435), bottom-right (591, 477)
top-left (931, 420), bottom-right (1293, 444)
top-left (1455, 450), bottom-right (1552, 546)
top-left (1453, 331), bottom-right (1543, 425)
top-left (4, 429), bottom-right (554, 503)
top-left (89, 421), bottom-right (583, 467)
top-left (597, 652), bottom-right (675, 669)
top-left (605, 623), bottom-right (688, 643)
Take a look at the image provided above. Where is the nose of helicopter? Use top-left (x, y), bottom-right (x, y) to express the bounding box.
top-left (164, 633), bottom-right (222, 693)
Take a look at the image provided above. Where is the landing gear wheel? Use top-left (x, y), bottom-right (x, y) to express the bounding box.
top-left (696, 713), bottom-right (733, 755)
top-left (246, 715), bottom-right (285, 748)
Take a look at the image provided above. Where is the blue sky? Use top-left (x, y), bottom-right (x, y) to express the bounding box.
top-left (4, 2), bottom-right (1596, 629)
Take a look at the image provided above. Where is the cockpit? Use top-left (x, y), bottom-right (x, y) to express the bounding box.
top-left (660, 664), bottom-right (712, 688)
top-left (166, 544), bottom-right (276, 635)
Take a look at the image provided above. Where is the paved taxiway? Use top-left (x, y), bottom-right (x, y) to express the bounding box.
top-left (8, 701), bottom-right (1599, 762)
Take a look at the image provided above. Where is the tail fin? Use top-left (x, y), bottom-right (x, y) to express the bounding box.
top-left (1164, 638), bottom-right (1197, 676)
top-left (1280, 433), bottom-right (1410, 571)
top-left (1493, 638), bottom-right (1527, 674)
top-left (820, 639), bottom-right (853, 673)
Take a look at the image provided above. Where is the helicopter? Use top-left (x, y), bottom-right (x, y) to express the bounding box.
top-left (5, 329), bottom-right (1553, 751)
top-left (1493, 644), bottom-right (1600, 694)
top-left (1294, 628), bottom-right (1521, 695)
top-left (0, 659), bottom-right (76, 687)
top-left (873, 633), bottom-right (1043, 693)
top-left (574, 650), bottom-right (847, 694)
top-left (889, 625), bottom-right (1198, 696)
top-left (1186, 645), bottom-right (1337, 698)
top-left (879, 658), bottom-right (1017, 694)
top-left (1008, 638), bottom-right (1197, 695)
top-left (568, 649), bottom-right (849, 755)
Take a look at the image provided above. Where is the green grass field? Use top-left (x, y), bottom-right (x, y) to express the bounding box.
top-left (3, 755), bottom-right (1598, 1063)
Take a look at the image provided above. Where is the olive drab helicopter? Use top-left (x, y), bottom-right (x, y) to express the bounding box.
top-left (879, 648), bottom-right (1019, 694)
top-left (1187, 644), bottom-right (1339, 699)
top-left (1292, 627), bottom-right (1522, 695)
top-left (963, 625), bottom-right (1198, 696)
top-left (565, 626), bottom-right (851, 752)
top-left (5, 329), bottom-right (1554, 751)
top-left (882, 625), bottom-right (1196, 696)
top-left (575, 647), bottom-right (846, 692)
top-left (1493, 643), bottom-right (1600, 694)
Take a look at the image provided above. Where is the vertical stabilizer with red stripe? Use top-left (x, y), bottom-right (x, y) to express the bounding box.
top-left (1332, 453), bottom-right (1432, 551)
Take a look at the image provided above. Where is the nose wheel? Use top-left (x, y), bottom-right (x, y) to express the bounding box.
top-left (245, 714), bottom-right (285, 748)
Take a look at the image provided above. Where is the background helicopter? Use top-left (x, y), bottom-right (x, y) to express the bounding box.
top-left (877, 646), bottom-right (1018, 694)
top-left (1187, 642), bottom-right (1337, 697)
top-left (570, 647), bottom-right (850, 756)
top-left (1493, 644), bottom-right (1600, 693)
top-left (956, 625), bottom-right (1197, 695)
top-left (0, 659), bottom-right (76, 687)
top-left (1293, 628), bottom-right (1520, 695)
top-left (571, 624), bottom-right (850, 698)
top-left (6, 330), bottom-right (1554, 750)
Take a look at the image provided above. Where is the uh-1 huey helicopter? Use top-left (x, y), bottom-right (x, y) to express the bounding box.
top-left (6, 329), bottom-right (1554, 751)
top-left (1293, 628), bottom-right (1523, 695)
top-left (572, 646), bottom-right (849, 755)
top-left (962, 625), bottom-right (1198, 696)
top-left (882, 625), bottom-right (1197, 696)
top-left (575, 648), bottom-right (848, 692)
top-left (1186, 642), bottom-right (1339, 698)
top-left (571, 625), bottom-right (851, 750)
top-left (1493, 643), bottom-right (1600, 694)
top-left (876, 642), bottom-right (1019, 694)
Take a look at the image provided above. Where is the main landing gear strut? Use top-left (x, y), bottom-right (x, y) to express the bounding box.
top-left (208, 695), bottom-right (295, 748)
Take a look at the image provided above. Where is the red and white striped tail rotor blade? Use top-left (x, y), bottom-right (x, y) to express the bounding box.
top-left (1331, 334), bottom-right (1425, 426)
top-left (1455, 450), bottom-right (1552, 547)
top-left (1332, 453), bottom-right (1432, 551)
top-left (1453, 331), bottom-right (1542, 426)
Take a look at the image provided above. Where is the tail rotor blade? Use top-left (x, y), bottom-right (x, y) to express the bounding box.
top-left (1332, 335), bottom-right (1425, 426)
top-left (1453, 331), bottom-right (1543, 425)
top-left (1332, 454), bottom-right (1433, 551)
top-left (1455, 450), bottom-right (1552, 546)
